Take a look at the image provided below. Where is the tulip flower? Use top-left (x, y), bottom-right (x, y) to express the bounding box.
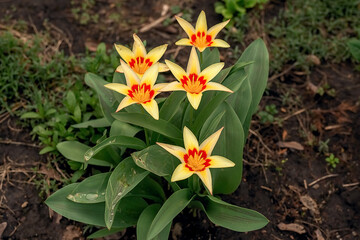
top-left (175, 10), bottom-right (230, 52)
top-left (105, 60), bottom-right (166, 120)
top-left (161, 47), bottom-right (232, 109)
top-left (157, 127), bottom-right (235, 195)
top-left (115, 34), bottom-right (168, 76)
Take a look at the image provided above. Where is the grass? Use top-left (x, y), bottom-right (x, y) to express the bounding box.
top-left (223, 0), bottom-right (360, 74)
top-left (0, 29), bottom-right (118, 156)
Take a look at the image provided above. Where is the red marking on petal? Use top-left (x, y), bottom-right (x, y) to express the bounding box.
top-left (206, 35), bottom-right (212, 43)
top-left (197, 31), bottom-right (201, 37)
top-left (191, 34), bottom-right (197, 42)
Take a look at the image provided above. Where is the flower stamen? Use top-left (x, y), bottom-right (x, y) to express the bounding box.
top-left (128, 83), bottom-right (155, 104)
top-left (184, 148), bottom-right (211, 172)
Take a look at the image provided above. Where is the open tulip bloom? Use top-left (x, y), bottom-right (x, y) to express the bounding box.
top-left (46, 10), bottom-right (269, 238)
top-left (115, 34), bottom-right (168, 76)
top-left (161, 47), bottom-right (232, 109)
top-left (157, 127), bottom-right (234, 195)
top-left (104, 60), bottom-right (166, 120)
top-left (176, 10), bottom-right (230, 52)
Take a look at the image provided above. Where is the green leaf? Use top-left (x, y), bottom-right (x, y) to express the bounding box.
top-left (200, 195), bottom-right (269, 232)
top-left (159, 91), bottom-right (186, 121)
top-left (105, 157), bottom-right (149, 229)
top-left (72, 117), bottom-right (110, 128)
top-left (131, 145), bottom-right (178, 177)
top-left (73, 104), bottom-right (82, 123)
top-left (20, 112), bottom-right (42, 119)
top-left (129, 176), bottom-right (166, 202)
top-left (88, 228), bottom-right (124, 239)
top-left (67, 173), bottom-right (110, 203)
top-left (46, 183), bottom-right (147, 228)
top-left (84, 135), bottom-right (146, 164)
top-left (57, 141), bottom-right (112, 167)
top-left (199, 108), bottom-right (226, 143)
top-left (237, 38), bottom-right (269, 136)
top-left (200, 48), bottom-right (220, 69)
top-left (112, 112), bottom-right (182, 142)
top-left (348, 38), bottom-right (360, 61)
top-left (110, 120), bottom-right (141, 137)
top-left (147, 189), bottom-right (194, 239)
top-left (212, 102), bottom-right (244, 194)
top-left (66, 90), bottom-right (76, 112)
top-left (85, 73), bottom-right (117, 123)
top-left (39, 146), bottom-right (56, 154)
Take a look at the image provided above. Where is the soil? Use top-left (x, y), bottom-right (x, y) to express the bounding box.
top-left (1, 0), bottom-right (360, 240)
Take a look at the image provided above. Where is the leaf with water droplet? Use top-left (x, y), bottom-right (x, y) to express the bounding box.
top-left (67, 173), bottom-right (110, 204)
top-left (105, 157), bottom-right (149, 229)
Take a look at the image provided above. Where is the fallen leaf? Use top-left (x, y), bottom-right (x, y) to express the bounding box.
top-left (315, 229), bottom-right (325, 240)
top-left (0, 222), bottom-right (7, 238)
top-left (307, 81), bottom-right (319, 93)
top-left (282, 130), bottom-right (288, 141)
top-left (62, 225), bottom-right (83, 240)
top-left (21, 201), bottom-right (28, 208)
top-left (277, 222), bottom-right (306, 234)
top-left (85, 40), bottom-right (100, 52)
top-left (39, 164), bottom-right (62, 181)
top-left (300, 195), bottom-right (320, 215)
top-left (277, 141), bottom-right (304, 150)
top-left (307, 55), bottom-right (321, 65)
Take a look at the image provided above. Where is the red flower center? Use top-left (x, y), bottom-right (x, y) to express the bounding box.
top-left (184, 148), bottom-right (211, 172)
top-left (129, 57), bottom-right (153, 75)
top-left (180, 73), bottom-right (207, 94)
top-left (190, 31), bottom-right (213, 48)
top-left (128, 83), bottom-right (155, 104)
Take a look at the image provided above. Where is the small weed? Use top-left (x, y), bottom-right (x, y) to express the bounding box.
top-left (325, 153), bottom-right (339, 170)
top-left (317, 83), bottom-right (336, 97)
top-left (258, 104), bottom-right (281, 125)
top-left (71, 0), bottom-right (99, 25)
top-left (318, 139), bottom-right (330, 154)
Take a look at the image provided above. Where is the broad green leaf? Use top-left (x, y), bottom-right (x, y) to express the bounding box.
top-left (57, 141), bottom-right (112, 167)
top-left (137, 204), bottom-right (172, 240)
top-left (147, 189), bottom-right (194, 239)
top-left (192, 69), bottom-right (247, 135)
top-left (67, 173), bottom-right (110, 203)
top-left (199, 48), bottom-right (220, 69)
top-left (129, 176), bottom-right (166, 202)
top-left (72, 117), bottom-right (110, 128)
top-left (200, 195), bottom-right (269, 232)
top-left (45, 183), bottom-right (147, 228)
top-left (84, 135), bottom-right (146, 164)
top-left (212, 102), bottom-right (244, 194)
top-left (20, 112), bottom-right (42, 119)
top-left (65, 90), bottom-right (76, 112)
top-left (39, 146), bottom-right (56, 155)
top-left (131, 145), bottom-right (178, 177)
top-left (159, 91), bottom-right (186, 121)
top-left (85, 73), bottom-right (117, 123)
top-left (237, 38), bottom-right (269, 136)
top-left (110, 120), bottom-right (141, 137)
top-left (199, 107), bottom-right (226, 143)
top-left (88, 227), bottom-right (124, 239)
top-left (348, 38), bottom-right (360, 61)
top-left (105, 157), bottom-right (149, 229)
top-left (112, 112), bottom-right (182, 142)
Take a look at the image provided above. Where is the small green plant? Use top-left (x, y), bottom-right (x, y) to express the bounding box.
top-left (325, 153), bottom-right (339, 169)
top-left (258, 104), bottom-right (280, 124)
top-left (317, 83), bottom-right (336, 97)
top-left (71, 0), bottom-right (99, 25)
top-left (347, 38), bottom-right (360, 71)
top-left (318, 139), bottom-right (330, 154)
top-left (215, 0), bottom-right (268, 19)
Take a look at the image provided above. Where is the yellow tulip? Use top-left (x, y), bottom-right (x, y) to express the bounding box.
top-left (161, 47), bottom-right (232, 109)
top-left (114, 34), bottom-right (168, 76)
top-left (105, 60), bottom-right (167, 120)
top-left (175, 11), bottom-right (230, 52)
top-left (157, 127), bottom-right (235, 195)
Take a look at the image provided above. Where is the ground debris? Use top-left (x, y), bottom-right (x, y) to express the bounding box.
top-left (0, 222), bottom-right (7, 238)
top-left (277, 222), bottom-right (306, 234)
top-left (314, 229), bottom-right (325, 240)
top-left (277, 141), bottom-right (304, 150)
top-left (300, 195), bottom-right (320, 215)
top-left (62, 225), bottom-right (83, 240)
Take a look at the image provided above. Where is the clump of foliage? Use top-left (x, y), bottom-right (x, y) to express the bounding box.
top-left (215, 0), bottom-right (268, 20)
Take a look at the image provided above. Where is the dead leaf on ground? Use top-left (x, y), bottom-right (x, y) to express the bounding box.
top-left (300, 195), bottom-right (320, 215)
top-left (62, 225), bottom-right (83, 240)
top-left (277, 141), bottom-right (304, 150)
top-left (0, 222), bottom-right (7, 238)
top-left (277, 222), bottom-right (306, 234)
top-left (307, 55), bottom-right (321, 65)
top-left (315, 229), bottom-right (325, 240)
top-left (39, 164), bottom-right (62, 181)
top-left (85, 40), bottom-right (100, 52)
top-left (307, 81), bottom-right (319, 93)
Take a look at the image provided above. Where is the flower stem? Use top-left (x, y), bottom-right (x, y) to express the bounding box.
top-left (199, 51), bottom-right (203, 66)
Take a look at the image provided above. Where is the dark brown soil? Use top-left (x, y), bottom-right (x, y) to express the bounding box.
top-left (1, 0), bottom-right (359, 240)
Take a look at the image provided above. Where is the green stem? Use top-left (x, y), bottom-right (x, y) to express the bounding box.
top-left (199, 51), bottom-right (203, 66)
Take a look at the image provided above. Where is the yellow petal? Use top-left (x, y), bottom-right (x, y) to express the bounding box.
top-left (187, 92), bottom-right (202, 110)
top-left (158, 63), bottom-right (169, 72)
top-left (203, 82), bottom-right (233, 93)
top-left (140, 63), bottom-right (159, 87)
top-left (104, 83), bottom-right (130, 95)
top-left (197, 46), bottom-right (207, 52)
top-left (175, 38), bottom-right (193, 46)
top-left (196, 168), bottom-right (212, 195)
top-left (195, 11), bottom-right (207, 34)
top-left (116, 96), bottom-right (136, 112)
top-left (211, 39), bottom-right (230, 48)
top-left (156, 142), bottom-right (186, 163)
top-left (153, 83), bottom-right (170, 93)
top-left (141, 99), bottom-right (159, 120)
top-left (208, 156), bottom-right (235, 169)
top-left (115, 65), bottom-right (124, 73)
top-left (187, 47), bottom-right (201, 75)
top-left (175, 16), bottom-right (195, 38)
top-left (171, 163), bottom-right (194, 182)
top-left (199, 127), bottom-right (223, 155)
top-left (114, 44), bottom-right (134, 63)
top-left (183, 126), bottom-right (199, 151)
top-left (146, 44), bottom-right (168, 64)
top-left (132, 34), bottom-right (147, 57)
top-left (199, 62), bottom-right (224, 83)
top-left (207, 19), bottom-right (230, 39)
top-left (159, 81), bottom-right (184, 92)
top-left (121, 60), bottom-right (140, 86)
top-left (165, 60), bottom-right (187, 82)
